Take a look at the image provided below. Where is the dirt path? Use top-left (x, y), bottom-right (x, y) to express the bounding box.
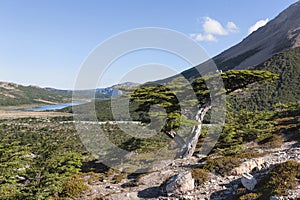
top-left (0, 110), bottom-right (72, 119)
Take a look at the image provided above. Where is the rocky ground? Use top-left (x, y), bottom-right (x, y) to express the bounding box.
top-left (73, 139), bottom-right (300, 200)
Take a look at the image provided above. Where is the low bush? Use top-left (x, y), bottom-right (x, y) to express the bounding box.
top-left (239, 192), bottom-right (259, 200)
top-left (258, 134), bottom-right (284, 148)
top-left (236, 160), bottom-right (300, 200)
top-left (190, 168), bottom-right (208, 186)
top-left (61, 174), bottom-right (89, 198)
top-left (256, 160), bottom-right (300, 198)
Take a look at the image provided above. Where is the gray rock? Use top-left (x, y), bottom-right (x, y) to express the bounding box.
top-left (269, 196), bottom-right (279, 200)
top-left (163, 171), bottom-right (195, 195)
top-left (241, 173), bottom-right (257, 191)
top-left (24, 153), bottom-right (37, 159)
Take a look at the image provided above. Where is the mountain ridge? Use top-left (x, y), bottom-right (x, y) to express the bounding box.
top-left (216, 0), bottom-right (300, 70)
top-left (0, 80), bottom-right (139, 106)
top-left (178, 1), bottom-right (300, 80)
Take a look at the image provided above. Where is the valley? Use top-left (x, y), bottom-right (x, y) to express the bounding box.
top-left (0, 1), bottom-right (300, 200)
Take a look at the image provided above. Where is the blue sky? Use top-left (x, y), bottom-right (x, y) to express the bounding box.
top-left (0, 0), bottom-right (297, 89)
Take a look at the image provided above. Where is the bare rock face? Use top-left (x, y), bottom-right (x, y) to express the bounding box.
top-left (162, 171), bottom-right (195, 196)
top-left (138, 170), bottom-right (174, 187)
top-left (241, 173), bottom-right (257, 191)
top-left (230, 158), bottom-right (264, 175)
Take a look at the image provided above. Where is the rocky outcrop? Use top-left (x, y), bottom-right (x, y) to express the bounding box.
top-left (230, 157), bottom-right (264, 175)
top-left (83, 141), bottom-right (300, 200)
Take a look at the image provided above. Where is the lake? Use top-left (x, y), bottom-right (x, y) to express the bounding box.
top-left (24, 102), bottom-right (86, 111)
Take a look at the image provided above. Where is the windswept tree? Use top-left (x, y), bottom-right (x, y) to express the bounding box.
top-left (127, 70), bottom-right (278, 159)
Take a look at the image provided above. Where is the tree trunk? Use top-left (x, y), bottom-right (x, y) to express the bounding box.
top-left (175, 101), bottom-right (212, 159)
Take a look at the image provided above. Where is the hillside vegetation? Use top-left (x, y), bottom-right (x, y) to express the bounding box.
top-left (0, 101), bottom-right (299, 199)
top-left (229, 47), bottom-right (300, 110)
top-left (0, 82), bottom-right (71, 106)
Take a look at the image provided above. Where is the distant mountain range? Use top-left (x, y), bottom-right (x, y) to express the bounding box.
top-left (95, 82), bottom-right (139, 96)
top-left (47, 82), bottom-right (139, 99)
top-left (0, 81), bottom-right (138, 106)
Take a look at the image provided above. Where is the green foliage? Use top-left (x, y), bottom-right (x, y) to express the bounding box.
top-left (217, 144), bottom-right (246, 156)
top-left (0, 67), bottom-right (295, 199)
top-left (229, 47), bottom-right (300, 111)
top-left (239, 192), bottom-right (259, 200)
top-left (217, 108), bottom-right (275, 150)
top-left (63, 98), bottom-right (141, 122)
top-left (0, 118), bottom-right (87, 199)
top-left (0, 140), bottom-right (32, 199)
top-left (127, 70), bottom-right (277, 136)
top-left (99, 123), bottom-right (171, 153)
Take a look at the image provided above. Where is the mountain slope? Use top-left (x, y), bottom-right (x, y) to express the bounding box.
top-left (180, 1), bottom-right (300, 80)
top-left (215, 1), bottom-right (300, 71)
top-left (229, 47), bottom-right (300, 110)
top-left (0, 82), bottom-right (71, 106)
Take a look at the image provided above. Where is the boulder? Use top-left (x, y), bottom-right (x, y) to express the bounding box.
top-left (230, 157), bottom-right (264, 175)
top-left (162, 171), bottom-right (194, 195)
top-left (241, 173), bottom-right (257, 191)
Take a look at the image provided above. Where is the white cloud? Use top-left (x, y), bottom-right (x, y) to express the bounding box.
top-left (248, 18), bottom-right (269, 34)
top-left (203, 17), bottom-right (228, 35)
top-left (227, 21), bottom-right (239, 33)
top-left (190, 33), bottom-right (217, 42)
top-left (190, 17), bottom-right (239, 42)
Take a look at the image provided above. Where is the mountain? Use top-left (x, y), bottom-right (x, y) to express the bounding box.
top-left (95, 82), bottom-right (139, 97)
top-left (215, 1), bottom-right (300, 71)
top-left (0, 82), bottom-right (71, 106)
top-left (46, 88), bottom-right (110, 100)
top-left (180, 1), bottom-right (300, 79)
top-left (46, 82), bottom-right (138, 100)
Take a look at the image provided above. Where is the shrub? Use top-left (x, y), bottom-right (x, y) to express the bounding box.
top-left (61, 174), bottom-right (89, 198)
top-left (190, 168), bottom-right (208, 186)
top-left (218, 144), bottom-right (246, 156)
top-left (256, 160), bottom-right (300, 199)
top-left (239, 192), bottom-right (259, 200)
